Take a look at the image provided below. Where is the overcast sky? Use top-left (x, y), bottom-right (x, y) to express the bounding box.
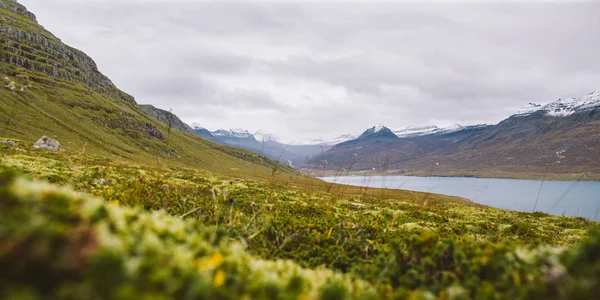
top-left (20, 0), bottom-right (600, 142)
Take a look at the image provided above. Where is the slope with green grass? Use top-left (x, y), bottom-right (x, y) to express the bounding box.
top-left (2, 154), bottom-right (600, 299)
top-left (0, 0), bottom-right (296, 181)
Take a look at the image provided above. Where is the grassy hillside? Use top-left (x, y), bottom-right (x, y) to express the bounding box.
top-left (0, 0), bottom-right (300, 181)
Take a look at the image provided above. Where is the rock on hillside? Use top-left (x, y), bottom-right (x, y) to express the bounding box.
top-left (32, 135), bottom-right (60, 151)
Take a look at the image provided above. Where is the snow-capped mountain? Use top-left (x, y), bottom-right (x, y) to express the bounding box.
top-left (253, 130), bottom-right (280, 143)
top-left (391, 124), bottom-right (466, 138)
top-left (191, 123), bottom-right (204, 130)
top-left (514, 89), bottom-right (600, 118)
top-left (212, 128), bottom-right (255, 139)
top-left (392, 125), bottom-right (438, 137)
top-left (312, 88), bottom-right (600, 176)
top-left (289, 133), bottom-right (361, 146)
top-left (292, 124), bottom-right (477, 146)
top-left (514, 103), bottom-right (543, 117)
top-left (369, 124), bottom-right (386, 133)
top-left (358, 125), bottom-right (398, 139)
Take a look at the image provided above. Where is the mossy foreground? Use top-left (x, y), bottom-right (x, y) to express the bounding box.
top-left (2, 144), bottom-right (600, 299)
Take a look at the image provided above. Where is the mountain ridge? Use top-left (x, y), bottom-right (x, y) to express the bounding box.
top-left (308, 89), bottom-right (600, 179)
top-left (0, 0), bottom-right (296, 180)
top-left (0, 0), bottom-right (134, 104)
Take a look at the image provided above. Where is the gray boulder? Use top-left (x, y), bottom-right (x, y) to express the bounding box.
top-left (33, 136), bottom-right (60, 152)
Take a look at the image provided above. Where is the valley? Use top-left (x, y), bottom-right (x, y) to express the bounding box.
top-left (2, 0), bottom-right (600, 299)
top-left (180, 90), bottom-right (600, 181)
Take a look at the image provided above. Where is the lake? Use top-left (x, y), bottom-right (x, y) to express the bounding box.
top-left (320, 176), bottom-right (600, 221)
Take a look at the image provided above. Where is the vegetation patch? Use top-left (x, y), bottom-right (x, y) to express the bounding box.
top-left (2, 147), bottom-right (600, 299)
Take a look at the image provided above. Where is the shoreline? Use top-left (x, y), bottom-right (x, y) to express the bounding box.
top-left (318, 173), bottom-right (600, 182)
top-left (318, 175), bottom-right (600, 221)
top-left (304, 169), bottom-right (600, 182)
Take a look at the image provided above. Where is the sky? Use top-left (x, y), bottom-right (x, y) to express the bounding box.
top-left (19, 0), bottom-right (600, 143)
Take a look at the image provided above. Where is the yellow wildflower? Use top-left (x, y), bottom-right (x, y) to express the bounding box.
top-left (297, 294), bottom-right (311, 300)
top-left (213, 270), bottom-right (226, 287)
top-left (197, 253), bottom-right (224, 271)
top-left (108, 200), bottom-right (119, 206)
top-left (386, 284), bottom-right (393, 294)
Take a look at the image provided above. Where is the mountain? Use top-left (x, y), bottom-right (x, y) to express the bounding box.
top-left (191, 125), bottom-right (222, 144)
top-left (357, 125), bottom-right (398, 139)
top-left (309, 90), bottom-right (600, 179)
top-left (213, 128), bottom-right (256, 139)
top-left (253, 130), bottom-right (279, 143)
top-left (210, 128), bottom-right (265, 154)
top-left (287, 133), bottom-right (361, 146)
top-left (311, 124), bottom-right (489, 170)
top-left (0, 0), bottom-right (294, 179)
top-left (194, 128), bottom-right (328, 166)
top-left (139, 105), bottom-right (194, 134)
top-left (513, 90), bottom-right (600, 118)
top-left (391, 124), bottom-right (466, 138)
top-left (293, 124), bottom-right (469, 146)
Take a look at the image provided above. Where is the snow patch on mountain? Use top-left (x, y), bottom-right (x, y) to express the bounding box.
top-left (292, 123), bottom-right (477, 146)
top-left (439, 124), bottom-right (465, 134)
top-left (372, 124), bottom-right (385, 133)
top-left (515, 103), bottom-right (543, 116)
top-left (391, 124), bottom-right (464, 138)
top-left (288, 133), bottom-right (361, 146)
top-left (363, 125), bottom-right (389, 135)
top-left (191, 123), bottom-right (205, 130)
top-left (392, 125), bottom-right (438, 138)
top-left (514, 89), bottom-right (600, 117)
top-left (212, 128), bottom-right (255, 139)
top-left (253, 130), bottom-right (280, 143)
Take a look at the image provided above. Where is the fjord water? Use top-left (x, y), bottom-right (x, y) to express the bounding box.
top-left (321, 176), bottom-right (600, 221)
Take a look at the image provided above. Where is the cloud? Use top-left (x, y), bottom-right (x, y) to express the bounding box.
top-left (19, 0), bottom-right (600, 141)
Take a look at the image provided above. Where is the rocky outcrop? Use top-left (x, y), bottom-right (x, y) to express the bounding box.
top-left (0, 0), bottom-right (135, 104)
top-left (95, 117), bottom-right (165, 140)
top-left (0, 0), bottom-right (36, 23)
top-left (33, 136), bottom-right (60, 151)
top-left (139, 105), bottom-right (195, 134)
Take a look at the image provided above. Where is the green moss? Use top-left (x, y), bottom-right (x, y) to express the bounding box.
top-left (2, 154), bottom-right (600, 299)
top-left (0, 170), bottom-right (378, 299)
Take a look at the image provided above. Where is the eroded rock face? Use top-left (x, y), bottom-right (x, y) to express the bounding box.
top-left (0, 0), bottom-right (36, 23)
top-left (139, 105), bottom-right (195, 134)
top-left (0, 0), bottom-right (135, 104)
top-left (33, 136), bottom-right (60, 152)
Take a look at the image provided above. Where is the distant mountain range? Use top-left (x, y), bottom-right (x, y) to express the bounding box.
top-left (147, 89), bottom-right (599, 179)
top-left (0, 0), bottom-right (294, 179)
top-left (184, 127), bottom-right (329, 166)
top-left (308, 90), bottom-right (600, 178)
top-left (136, 82), bottom-right (600, 178)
